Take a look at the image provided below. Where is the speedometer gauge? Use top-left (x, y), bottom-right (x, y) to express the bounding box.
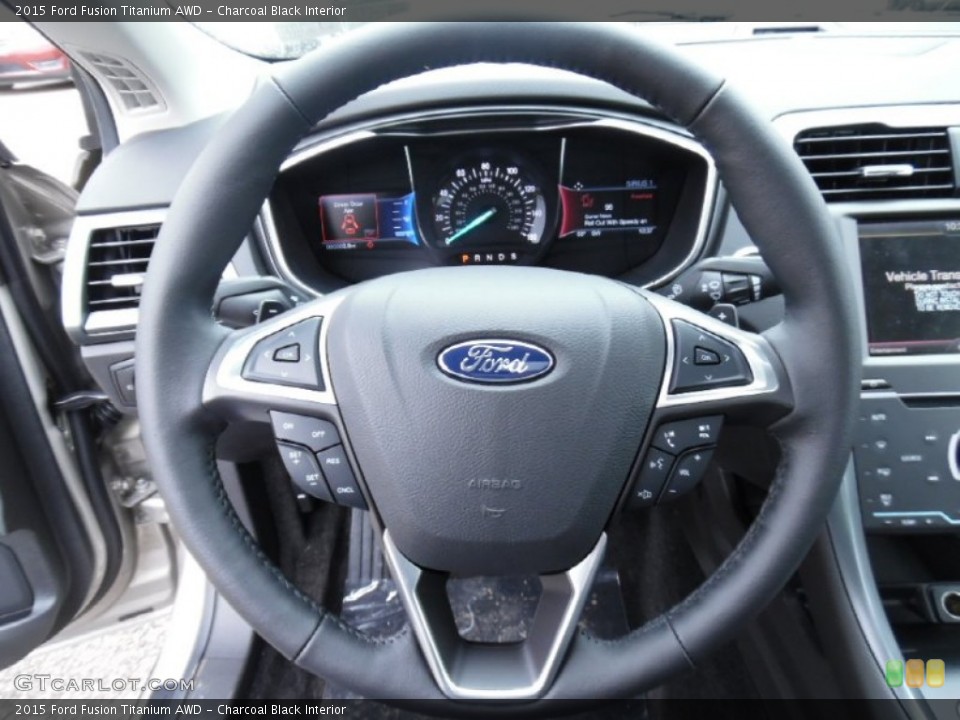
top-left (431, 158), bottom-right (548, 255)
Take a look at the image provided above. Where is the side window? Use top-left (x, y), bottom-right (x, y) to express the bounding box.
top-left (0, 20), bottom-right (86, 187)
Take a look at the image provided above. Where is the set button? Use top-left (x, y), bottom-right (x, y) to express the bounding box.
top-left (277, 442), bottom-right (333, 503)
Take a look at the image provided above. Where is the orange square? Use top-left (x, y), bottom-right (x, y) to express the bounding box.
top-left (905, 659), bottom-right (925, 688)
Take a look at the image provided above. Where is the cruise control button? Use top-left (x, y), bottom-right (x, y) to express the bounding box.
top-left (670, 320), bottom-right (752, 394)
top-left (270, 412), bottom-right (340, 452)
top-left (660, 448), bottom-right (715, 502)
top-left (317, 446), bottom-right (367, 510)
top-left (243, 317), bottom-right (323, 391)
top-left (630, 449), bottom-right (675, 508)
top-left (652, 416), bottom-right (723, 454)
top-left (277, 442), bottom-right (333, 502)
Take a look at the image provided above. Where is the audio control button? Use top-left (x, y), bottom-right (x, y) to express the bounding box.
top-left (660, 448), bottom-right (714, 502)
top-left (652, 416), bottom-right (723, 454)
top-left (630, 449), bottom-right (675, 508)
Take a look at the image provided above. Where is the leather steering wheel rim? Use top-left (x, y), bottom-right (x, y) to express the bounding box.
top-left (136, 22), bottom-right (860, 704)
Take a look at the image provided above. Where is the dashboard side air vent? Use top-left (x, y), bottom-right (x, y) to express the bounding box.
top-left (84, 224), bottom-right (160, 316)
top-left (794, 124), bottom-right (957, 202)
top-left (79, 51), bottom-right (165, 112)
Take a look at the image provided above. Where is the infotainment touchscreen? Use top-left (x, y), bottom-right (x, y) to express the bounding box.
top-left (859, 219), bottom-right (960, 357)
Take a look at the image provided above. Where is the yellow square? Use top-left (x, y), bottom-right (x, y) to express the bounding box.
top-left (926, 659), bottom-right (945, 688)
top-left (905, 659), bottom-right (925, 688)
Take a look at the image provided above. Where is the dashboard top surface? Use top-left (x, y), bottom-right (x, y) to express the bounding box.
top-left (76, 34), bottom-right (960, 215)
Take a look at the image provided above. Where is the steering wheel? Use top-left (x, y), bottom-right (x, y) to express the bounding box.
top-left (136, 22), bottom-right (859, 705)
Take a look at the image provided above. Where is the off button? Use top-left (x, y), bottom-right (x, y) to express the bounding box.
top-left (270, 411), bottom-right (340, 452)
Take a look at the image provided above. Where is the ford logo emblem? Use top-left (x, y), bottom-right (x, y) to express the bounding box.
top-left (437, 339), bottom-right (555, 385)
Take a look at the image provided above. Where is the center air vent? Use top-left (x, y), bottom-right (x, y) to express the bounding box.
top-left (794, 124), bottom-right (957, 202)
top-left (85, 224), bottom-right (160, 315)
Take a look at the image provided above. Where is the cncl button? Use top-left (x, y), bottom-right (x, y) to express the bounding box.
top-left (316, 446), bottom-right (367, 510)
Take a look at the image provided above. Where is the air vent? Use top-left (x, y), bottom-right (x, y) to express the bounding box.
top-left (79, 51), bottom-right (164, 112)
top-left (85, 224), bottom-right (159, 315)
top-left (794, 124), bottom-right (956, 202)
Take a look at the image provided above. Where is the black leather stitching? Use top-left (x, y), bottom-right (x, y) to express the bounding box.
top-left (203, 442), bottom-right (322, 613)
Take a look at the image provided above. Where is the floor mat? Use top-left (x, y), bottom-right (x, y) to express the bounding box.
top-left (0, 609), bottom-right (170, 699)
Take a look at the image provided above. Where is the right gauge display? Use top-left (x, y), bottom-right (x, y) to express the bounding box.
top-left (859, 218), bottom-right (960, 357)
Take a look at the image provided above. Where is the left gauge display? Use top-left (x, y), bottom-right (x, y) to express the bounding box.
top-left (319, 193), bottom-right (418, 251)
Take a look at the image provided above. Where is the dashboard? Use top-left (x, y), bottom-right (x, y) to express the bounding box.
top-left (57, 32), bottom-right (960, 705)
top-left (263, 111), bottom-right (716, 293)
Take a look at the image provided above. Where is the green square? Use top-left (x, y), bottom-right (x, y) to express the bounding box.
top-left (886, 659), bottom-right (904, 687)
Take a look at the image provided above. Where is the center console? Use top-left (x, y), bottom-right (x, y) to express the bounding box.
top-left (844, 213), bottom-right (960, 532)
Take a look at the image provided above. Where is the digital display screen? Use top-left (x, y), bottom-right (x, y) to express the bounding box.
top-left (558, 182), bottom-right (658, 238)
top-left (319, 193), bottom-right (418, 250)
top-left (859, 219), bottom-right (960, 356)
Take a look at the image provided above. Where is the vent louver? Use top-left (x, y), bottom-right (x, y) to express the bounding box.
top-left (79, 51), bottom-right (164, 112)
top-left (85, 224), bottom-right (160, 314)
top-left (794, 124), bottom-right (956, 202)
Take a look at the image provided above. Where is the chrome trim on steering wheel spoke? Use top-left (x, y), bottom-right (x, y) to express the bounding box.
top-left (203, 295), bottom-right (345, 417)
top-left (382, 531), bottom-right (607, 701)
top-left (643, 292), bottom-right (784, 411)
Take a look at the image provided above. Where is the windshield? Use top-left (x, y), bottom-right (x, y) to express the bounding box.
top-left (195, 20), bottom-right (960, 61)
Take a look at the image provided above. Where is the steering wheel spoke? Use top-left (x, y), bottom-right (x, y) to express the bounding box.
top-left (203, 295), bottom-right (344, 421)
top-left (623, 292), bottom-right (793, 509)
top-left (382, 530), bottom-right (608, 701)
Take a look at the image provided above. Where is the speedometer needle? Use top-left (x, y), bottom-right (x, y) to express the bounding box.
top-left (446, 208), bottom-right (498, 246)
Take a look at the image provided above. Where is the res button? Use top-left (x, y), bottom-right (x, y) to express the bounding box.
top-left (317, 446), bottom-right (367, 510)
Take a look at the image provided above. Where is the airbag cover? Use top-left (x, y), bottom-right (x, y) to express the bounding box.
top-left (328, 266), bottom-right (664, 575)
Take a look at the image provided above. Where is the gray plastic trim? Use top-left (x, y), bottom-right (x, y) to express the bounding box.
top-left (826, 463), bottom-right (929, 708)
top-left (62, 209), bottom-right (168, 343)
top-left (0, 287), bottom-right (106, 613)
top-left (644, 291), bottom-right (781, 410)
top-left (260, 107), bottom-right (718, 296)
top-left (774, 104), bottom-right (960, 146)
top-left (382, 530), bottom-right (606, 701)
top-left (204, 294), bottom-right (344, 414)
top-left (949, 430), bottom-right (960, 482)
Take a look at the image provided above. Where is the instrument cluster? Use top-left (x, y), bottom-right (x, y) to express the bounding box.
top-left (266, 113), bottom-right (716, 291)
